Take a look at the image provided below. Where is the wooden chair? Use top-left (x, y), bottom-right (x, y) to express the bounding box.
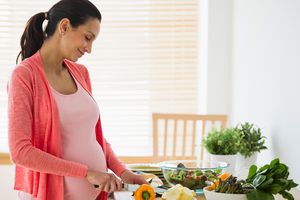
top-left (152, 113), bottom-right (227, 162)
top-left (118, 113), bottom-right (227, 164)
top-left (118, 156), bottom-right (153, 164)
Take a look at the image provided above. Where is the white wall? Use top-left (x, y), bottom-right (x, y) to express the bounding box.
top-left (231, 0), bottom-right (300, 185)
top-left (198, 0), bottom-right (233, 114)
top-left (202, 0), bottom-right (300, 186)
top-left (206, 0), bottom-right (233, 115)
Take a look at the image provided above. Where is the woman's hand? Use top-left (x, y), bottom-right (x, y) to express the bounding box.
top-left (86, 169), bottom-right (123, 193)
top-left (120, 170), bottom-right (149, 185)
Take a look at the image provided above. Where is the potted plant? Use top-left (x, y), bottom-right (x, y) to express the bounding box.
top-left (235, 122), bottom-right (267, 178)
top-left (204, 158), bottom-right (298, 200)
top-left (203, 128), bottom-right (241, 173)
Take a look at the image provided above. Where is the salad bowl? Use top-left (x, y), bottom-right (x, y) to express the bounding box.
top-left (159, 160), bottom-right (228, 191)
top-left (203, 186), bottom-right (247, 200)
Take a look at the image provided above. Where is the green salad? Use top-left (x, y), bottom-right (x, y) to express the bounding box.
top-left (165, 164), bottom-right (220, 190)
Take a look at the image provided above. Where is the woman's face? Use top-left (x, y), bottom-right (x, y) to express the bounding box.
top-left (60, 18), bottom-right (100, 62)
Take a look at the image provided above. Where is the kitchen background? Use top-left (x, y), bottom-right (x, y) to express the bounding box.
top-left (1, 0), bottom-right (299, 199)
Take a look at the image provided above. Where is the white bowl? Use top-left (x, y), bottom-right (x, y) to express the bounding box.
top-left (203, 186), bottom-right (247, 200)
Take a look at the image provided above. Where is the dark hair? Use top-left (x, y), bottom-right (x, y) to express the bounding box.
top-left (16, 0), bottom-right (101, 63)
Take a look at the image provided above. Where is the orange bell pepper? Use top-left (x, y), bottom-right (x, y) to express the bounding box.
top-left (210, 172), bottom-right (231, 190)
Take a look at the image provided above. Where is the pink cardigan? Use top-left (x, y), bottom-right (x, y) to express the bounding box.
top-left (8, 51), bottom-right (126, 200)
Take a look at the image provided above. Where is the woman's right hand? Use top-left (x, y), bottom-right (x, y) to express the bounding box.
top-left (86, 169), bottom-right (123, 193)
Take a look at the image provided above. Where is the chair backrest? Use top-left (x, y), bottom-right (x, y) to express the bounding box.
top-left (152, 113), bottom-right (227, 162)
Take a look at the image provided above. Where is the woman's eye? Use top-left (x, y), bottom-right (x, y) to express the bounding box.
top-left (85, 36), bottom-right (92, 41)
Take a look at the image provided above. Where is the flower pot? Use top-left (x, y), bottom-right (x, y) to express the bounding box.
top-left (203, 186), bottom-right (247, 200)
top-left (210, 154), bottom-right (237, 174)
top-left (236, 153), bottom-right (257, 179)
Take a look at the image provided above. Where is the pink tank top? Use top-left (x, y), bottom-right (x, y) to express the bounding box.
top-left (18, 75), bottom-right (107, 200)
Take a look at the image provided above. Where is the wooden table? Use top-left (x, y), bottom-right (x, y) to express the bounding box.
top-left (195, 195), bottom-right (205, 200)
top-left (154, 196), bottom-right (205, 200)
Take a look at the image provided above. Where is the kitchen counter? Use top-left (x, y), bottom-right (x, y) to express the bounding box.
top-left (111, 188), bottom-right (300, 200)
top-left (111, 191), bottom-right (205, 200)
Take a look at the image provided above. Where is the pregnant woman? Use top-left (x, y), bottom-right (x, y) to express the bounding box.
top-left (8, 0), bottom-right (147, 200)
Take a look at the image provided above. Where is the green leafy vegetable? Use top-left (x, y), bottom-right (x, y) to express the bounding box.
top-left (247, 189), bottom-right (275, 200)
top-left (247, 165), bottom-right (258, 179)
top-left (211, 158), bottom-right (298, 200)
top-left (246, 158), bottom-right (298, 200)
top-left (252, 175), bottom-right (266, 187)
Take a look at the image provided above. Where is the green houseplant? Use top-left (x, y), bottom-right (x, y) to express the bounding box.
top-left (203, 128), bottom-right (241, 155)
top-left (236, 122), bottom-right (267, 158)
top-left (203, 128), bottom-right (241, 173)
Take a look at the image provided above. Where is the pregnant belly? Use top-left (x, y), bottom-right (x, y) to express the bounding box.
top-left (64, 176), bottom-right (100, 200)
top-left (62, 142), bottom-right (107, 200)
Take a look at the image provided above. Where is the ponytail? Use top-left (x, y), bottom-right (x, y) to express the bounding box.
top-left (16, 0), bottom-right (101, 64)
top-left (16, 12), bottom-right (46, 64)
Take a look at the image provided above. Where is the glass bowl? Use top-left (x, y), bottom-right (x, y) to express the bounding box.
top-left (159, 160), bottom-right (228, 190)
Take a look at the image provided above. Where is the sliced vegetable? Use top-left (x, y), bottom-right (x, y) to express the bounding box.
top-left (162, 184), bottom-right (196, 200)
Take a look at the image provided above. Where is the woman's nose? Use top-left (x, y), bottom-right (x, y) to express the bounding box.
top-left (85, 43), bottom-right (92, 54)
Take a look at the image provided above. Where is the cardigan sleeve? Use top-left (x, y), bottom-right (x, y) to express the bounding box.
top-left (8, 66), bottom-right (88, 178)
top-left (104, 139), bottom-right (127, 177)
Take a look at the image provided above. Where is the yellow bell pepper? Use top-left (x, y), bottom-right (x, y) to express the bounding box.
top-left (134, 184), bottom-right (156, 200)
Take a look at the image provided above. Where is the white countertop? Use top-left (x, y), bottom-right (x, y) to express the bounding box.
top-left (111, 188), bottom-right (300, 200)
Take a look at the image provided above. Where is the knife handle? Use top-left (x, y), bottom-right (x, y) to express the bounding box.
top-left (94, 183), bottom-right (125, 189)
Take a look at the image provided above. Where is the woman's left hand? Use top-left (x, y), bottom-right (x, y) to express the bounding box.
top-left (120, 170), bottom-right (149, 185)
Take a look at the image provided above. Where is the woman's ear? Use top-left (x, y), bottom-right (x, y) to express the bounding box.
top-left (58, 18), bottom-right (70, 35)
